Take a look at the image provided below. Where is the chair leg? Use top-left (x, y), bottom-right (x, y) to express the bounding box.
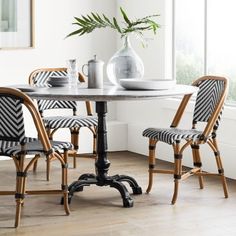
top-left (21, 172), bottom-right (28, 208)
top-left (33, 159), bottom-right (38, 172)
top-left (191, 144), bottom-right (204, 189)
top-left (74, 129), bottom-right (79, 168)
top-left (212, 138), bottom-right (228, 198)
top-left (146, 139), bottom-right (157, 193)
top-left (70, 128), bottom-right (79, 169)
top-left (46, 156), bottom-right (50, 181)
top-left (32, 154), bottom-right (40, 172)
top-left (171, 144), bottom-right (182, 205)
top-left (45, 128), bottom-right (54, 180)
top-left (15, 194), bottom-right (23, 227)
top-left (14, 157), bottom-right (26, 228)
top-left (61, 151), bottom-right (70, 215)
top-left (172, 179), bottom-right (179, 205)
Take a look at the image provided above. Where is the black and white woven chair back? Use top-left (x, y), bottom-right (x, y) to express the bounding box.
top-left (31, 70), bottom-right (77, 114)
top-left (192, 78), bottom-right (225, 129)
top-left (0, 94), bottom-right (26, 145)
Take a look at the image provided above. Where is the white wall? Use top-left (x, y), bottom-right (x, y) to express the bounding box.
top-left (0, 0), bottom-right (117, 84)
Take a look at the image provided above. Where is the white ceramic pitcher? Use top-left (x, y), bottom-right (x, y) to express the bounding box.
top-left (82, 55), bottom-right (104, 88)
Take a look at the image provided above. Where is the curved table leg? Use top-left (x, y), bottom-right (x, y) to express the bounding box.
top-left (114, 175), bottom-right (143, 195)
top-left (65, 101), bottom-right (142, 207)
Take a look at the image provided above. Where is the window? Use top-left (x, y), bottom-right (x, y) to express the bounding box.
top-left (175, 0), bottom-right (236, 103)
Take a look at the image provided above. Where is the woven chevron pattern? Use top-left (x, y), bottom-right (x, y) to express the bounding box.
top-left (193, 79), bottom-right (224, 123)
top-left (0, 90), bottom-right (73, 158)
top-left (32, 70), bottom-right (67, 87)
top-left (38, 100), bottom-right (77, 113)
top-left (143, 128), bottom-right (202, 145)
top-left (31, 70), bottom-right (77, 113)
top-left (0, 95), bottom-right (25, 144)
top-left (0, 138), bottom-right (36, 155)
top-left (2, 140), bottom-right (73, 157)
top-left (43, 116), bottom-right (98, 129)
top-left (143, 78), bottom-right (226, 145)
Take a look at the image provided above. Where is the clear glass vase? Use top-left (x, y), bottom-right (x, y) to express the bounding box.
top-left (106, 35), bottom-right (144, 86)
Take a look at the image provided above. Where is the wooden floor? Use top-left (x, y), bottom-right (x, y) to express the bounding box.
top-left (1, 151), bottom-right (236, 235)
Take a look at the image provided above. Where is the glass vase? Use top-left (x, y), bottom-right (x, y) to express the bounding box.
top-left (106, 35), bottom-right (144, 86)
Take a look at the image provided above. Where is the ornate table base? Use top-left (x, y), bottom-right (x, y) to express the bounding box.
top-left (66, 101), bottom-right (142, 207)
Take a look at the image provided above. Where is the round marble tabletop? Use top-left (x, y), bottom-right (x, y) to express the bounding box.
top-left (13, 84), bottom-right (198, 101)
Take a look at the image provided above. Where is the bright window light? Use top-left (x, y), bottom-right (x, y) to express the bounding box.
top-left (175, 0), bottom-right (236, 103)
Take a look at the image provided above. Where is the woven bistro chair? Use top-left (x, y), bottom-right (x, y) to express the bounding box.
top-left (0, 87), bottom-right (72, 227)
top-left (143, 76), bottom-right (229, 204)
top-left (29, 68), bottom-right (97, 180)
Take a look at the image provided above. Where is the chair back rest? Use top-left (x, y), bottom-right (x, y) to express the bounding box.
top-left (171, 76), bottom-right (228, 139)
top-left (28, 68), bottom-right (77, 114)
top-left (191, 76), bottom-right (228, 139)
top-left (0, 94), bottom-right (25, 144)
top-left (193, 77), bottom-right (225, 123)
top-left (0, 87), bottom-right (52, 151)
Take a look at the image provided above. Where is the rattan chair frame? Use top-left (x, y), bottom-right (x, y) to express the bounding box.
top-left (145, 76), bottom-right (229, 204)
top-left (0, 87), bottom-right (70, 227)
top-left (28, 68), bottom-right (97, 180)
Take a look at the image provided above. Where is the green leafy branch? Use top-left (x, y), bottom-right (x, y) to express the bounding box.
top-left (67, 7), bottom-right (160, 40)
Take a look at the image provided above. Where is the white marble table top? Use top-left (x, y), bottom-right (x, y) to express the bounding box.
top-left (10, 84), bottom-right (198, 102)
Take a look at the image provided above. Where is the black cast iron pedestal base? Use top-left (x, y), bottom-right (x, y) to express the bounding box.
top-left (67, 173), bottom-right (142, 207)
top-left (64, 101), bottom-right (142, 207)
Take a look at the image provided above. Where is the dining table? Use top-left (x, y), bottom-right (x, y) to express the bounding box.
top-left (14, 83), bottom-right (198, 208)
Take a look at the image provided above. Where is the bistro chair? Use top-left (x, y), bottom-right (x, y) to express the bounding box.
top-left (143, 76), bottom-right (229, 204)
top-left (29, 68), bottom-right (97, 180)
top-left (0, 87), bottom-right (72, 227)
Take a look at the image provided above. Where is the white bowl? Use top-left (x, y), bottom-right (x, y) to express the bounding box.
top-left (119, 79), bottom-right (175, 90)
top-left (48, 76), bottom-right (69, 87)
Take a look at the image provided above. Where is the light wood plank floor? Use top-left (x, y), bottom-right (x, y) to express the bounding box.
top-left (1, 151), bottom-right (236, 236)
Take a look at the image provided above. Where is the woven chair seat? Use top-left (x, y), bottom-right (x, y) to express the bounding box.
top-left (1, 140), bottom-right (73, 157)
top-left (0, 137), bottom-right (37, 152)
top-left (143, 128), bottom-right (203, 145)
top-left (43, 115), bottom-right (98, 129)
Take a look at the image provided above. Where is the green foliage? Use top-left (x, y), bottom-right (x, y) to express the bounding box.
top-left (227, 80), bottom-right (236, 103)
top-left (176, 52), bottom-right (236, 103)
top-left (176, 52), bottom-right (203, 85)
top-left (67, 7), bottom-right (160, 41)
